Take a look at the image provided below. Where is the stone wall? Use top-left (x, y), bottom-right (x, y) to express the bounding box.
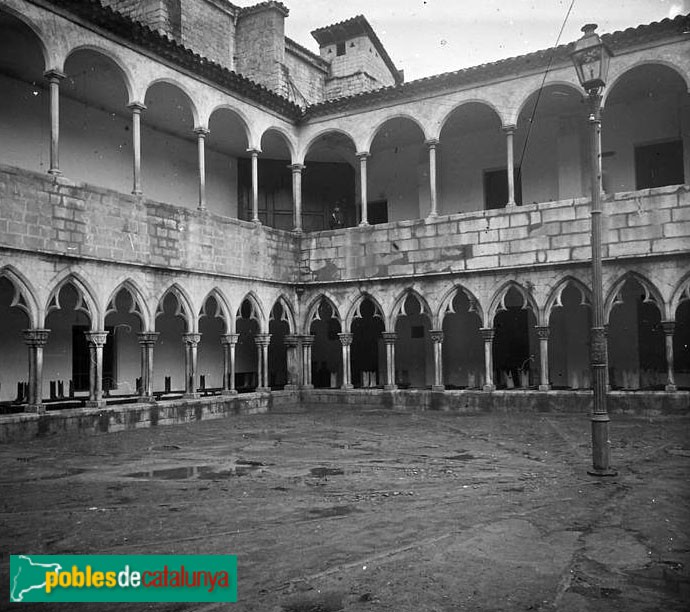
top-left (300, 185), bottom-right (690, 283)
top-left (284, 39), bottom-right (327, 105)
top-left (180, 0), bottom-right (235, 70)
top-left (0, 165), bottom-right (299, 284)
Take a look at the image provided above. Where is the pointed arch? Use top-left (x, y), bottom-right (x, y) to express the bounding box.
top-left (344, 292), bottom-right (385, 332)
top-left (388, 288), bottom-right (432, 330)
top-left (671, 271), bottom-right (690, 318)
top-left (198, 288), bottom-right (232, 333)
top-left (544, 276), bottom-right (591, 321)
top-left (45, 272), bottom-right (100, 329)
top-left (488, 281), bottom-right (539, 326)
top-left (0, 265), bottom-right (40, 328)
top-left (269, 294), bottom-right (296, 333)
top-left (605, 272), bottom-right (664, 324)
top-left (155, 283), bottom-right (195, 332)
top-left (236, 291), bottom-right (267, 331)
top-left (304, 292), bottom-right (342, 334)
top-left (105, 279), bottom-right (150, 331)
top-left (436, 284), bottom-right (483, 329)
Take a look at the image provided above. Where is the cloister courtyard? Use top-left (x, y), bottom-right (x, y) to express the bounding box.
top-left (2, 405), bottom-right (689, 611)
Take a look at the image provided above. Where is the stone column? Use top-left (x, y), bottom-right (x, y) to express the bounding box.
top-left (480, 327), bottom-right (496, 391)
top-left (284, 334), bottom-right (300, 389)
top-left (248, 148), bottom-right (260, 223)
top-left (137, 331), bottom-right (158, 400)
top-left (220, 333), bottom-right (239, 395)
top-left (661, 321), bottom-right (677, 392)
top-left (535, 325), bottom-right (551, 391)
top-left (128, 102), bottom-right (145, 195)
top-left (290, 164), bottom-right (304, 233)
top-left (381, 331), bottom-right (398, 390)
top-left (23, 329), bottom-right (50, 413)
top-left (195, 127), bottom-right (209, 210)
top-left (301, 335), bottom-right (314, 389)
top-left (503, 124), bottom-right (517, 207)
top-left (85, 331), bottom-right (109, 407)
top-left (182, 333), bottom-right (201, 398)
top-left (256, 333), bottom-right (271, 391)
top-left (430, 330), bottom-right (444, 391)
top-left (426, 139), bottom-right (439, 218)
top-left (357, 152), bottom-right (370, 226)
top-left (45, 70), bottom-right (65, 176)
top-left (338, 332), bottom-right (353, 389)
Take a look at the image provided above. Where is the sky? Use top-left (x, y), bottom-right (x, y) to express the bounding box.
top-left (236, 0), bottom-right (690, 81)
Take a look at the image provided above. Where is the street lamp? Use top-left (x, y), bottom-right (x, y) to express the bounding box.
top-left (570, 24), bottom-right (617, 476)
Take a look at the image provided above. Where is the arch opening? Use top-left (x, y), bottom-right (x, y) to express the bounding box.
top-left (442, 289), bottom-right (484, 389)
top-left (235, 298), bottom-right (260, 392)
top-left (0, 276), bottom-right (30, 405)
top-left (268, 301), bottom-right (290, 389)
top-left (198, 294), bottom-right (226, 392)
top-left (350, 297), bottom-right (384, 388)
top-left (394, 293), bottom-right (433, 388)
top-left (310, 298), bottom-right (342, 388)
top-left (154, 291), bottom-right (189, 395)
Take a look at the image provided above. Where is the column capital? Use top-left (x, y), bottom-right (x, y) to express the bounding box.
top-left (284, 334), bottom-right (300, 348)
top-left (255, 333), bottom-right (272, 346)
top-left (535, 325), bottom-right (550, 340)
top-left (301, 334), bottom-right (315, 347)
top-left (221, 333), bottom-right (240, 346)
top-left (44, 69), bottom-right (65, 82)
top-left (430, 329), bottom-right (444, 343)
top-left (85, 330), bottom-right (109, 347)
top-left (194, 126), bottom-right (210, 137)
top-left (289, 163), bottom-right (305, 173)
top-left (381, 331), bottom-right (397, 344)
top-left (338, 332), bottom-right (353, 346)
top-left (247, 147), bottom-right (261, 156)
top-left (661, 320), bottom-right (676, 335)
top-left (127, 101), bottom-right (147, 112)
top-left (23, 328), bottom-right (50, 347)
top-left (137, 331), bottom-right (159, 345)
top-left (425, 138), bottom-right (439, 148)
top-left (502, 124), bottom-right (517, 134)
top-left (480, 327), bottom-right (495, 341)
top-left (356, 151), bottom-right (370, 160)
top-left (182, 332), bottom-right (202, 346)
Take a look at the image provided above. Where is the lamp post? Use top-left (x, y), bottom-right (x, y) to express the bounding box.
top-left (570, 24), bottom-right (617, 476)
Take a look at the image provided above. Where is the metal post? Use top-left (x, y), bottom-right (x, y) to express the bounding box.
top-left (587, 90), bottom-right (616, 476)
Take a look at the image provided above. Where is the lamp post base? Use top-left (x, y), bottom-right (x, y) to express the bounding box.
top-left (587, 467), bottom-right (618, 477)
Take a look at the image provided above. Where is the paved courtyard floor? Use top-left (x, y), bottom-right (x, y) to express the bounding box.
top-left (1, 406), bottom-right (689, 611)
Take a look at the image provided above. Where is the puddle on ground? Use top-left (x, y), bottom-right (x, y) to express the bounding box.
top-left (151, 444), bottom-right (181, 451)
top-left (445, 453), bottom-right (475, 461)
top-left (310, 467), bottom-right (344, 477)
top-left (125, 464), bottom-right (261, 480)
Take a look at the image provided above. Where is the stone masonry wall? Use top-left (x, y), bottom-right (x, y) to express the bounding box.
top-left (300, 185), bottom-right (690, 282)
top-left (235, 7), bottom-right (285, 93)
top-left (0, 165), bottom-right (299, 283)
top-left (180, 0), bottom-right (235, 70)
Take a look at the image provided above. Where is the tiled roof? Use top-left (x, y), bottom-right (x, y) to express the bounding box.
top-left (46, 0), bottom-right (302, 118)
top-left (302, 13), bottom-right (690, 120)
top-left (311, 15), bottom-right (403, 86)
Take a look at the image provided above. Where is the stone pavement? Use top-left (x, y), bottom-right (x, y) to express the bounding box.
top-left (1, 407), bottom-right (689, 611)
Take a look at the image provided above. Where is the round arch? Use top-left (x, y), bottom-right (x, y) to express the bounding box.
top-left (603, 60), bottom-right (690, 107)
top-left (0, 7), bottom-right (50, 69)
top-left (63, 44), bottom-right (135, 103)
top-left (364, 113), bottom-right (427, 153)
top-left (300, 128), bottom-right (358, 164)
top-left (438, 99), bottom-right (504, 136)
top-left (259, 126), bottom-right (297, 162)
top-left (207, 104), bottom-right (252, 145)
top-left (143, 78), bottom-right (200, 127)
top-left (512, 81), bottom-right (585, 126)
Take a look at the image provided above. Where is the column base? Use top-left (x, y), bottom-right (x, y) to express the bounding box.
top-left (427, 212), bottom-right (438, 219)
top-left (665, 384), bottom-right (677, 392)
top-left (358, 221), bottom-right (370, 227)
top-left (252, 218), bottom-right (261, 225)
top-left (301, 384), bottom-right (314, 390)
top-left (431, 385), bottom-right (445, 392)
top-left (505, 200), bottom-right (516, 207)
top-left (132, 189), bottom-right (143, 196)
top-left (483, 384), bottom-right (496, 392)
top-left (256, 387), bottom-right (271, 393)
top-left (182, 393), bottom-right (200, 400)
top-left (587, 467), bottom-right (618, 477)
top-left (138, 394), bottom-right (155, 403)
top-left (383, 384), bottom-right (398, 391)
top-left (221, 389), bottom-right (238, 396)
top-left (341, 384), bottom-right (354, 390)
top-left (25, 403), bottom-right (46, 414)
top-left (284, 384), bottom-right (299, 390)
top-left (48, 168), bottom-right (62, 177)
top-left (86, 399), bottom-right (107, 408)
top-left (538, 384), bottom-right (551, 391)
top-left (292, 228), bottom-right (303, 234)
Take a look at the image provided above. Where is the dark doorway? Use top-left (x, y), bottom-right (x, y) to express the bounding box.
top-left (72, 326), bottom-right (114, 393)
top-left (484, 167), bottom-right (523, 209)
top-left (635, 140), bottom-right (684, 190)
